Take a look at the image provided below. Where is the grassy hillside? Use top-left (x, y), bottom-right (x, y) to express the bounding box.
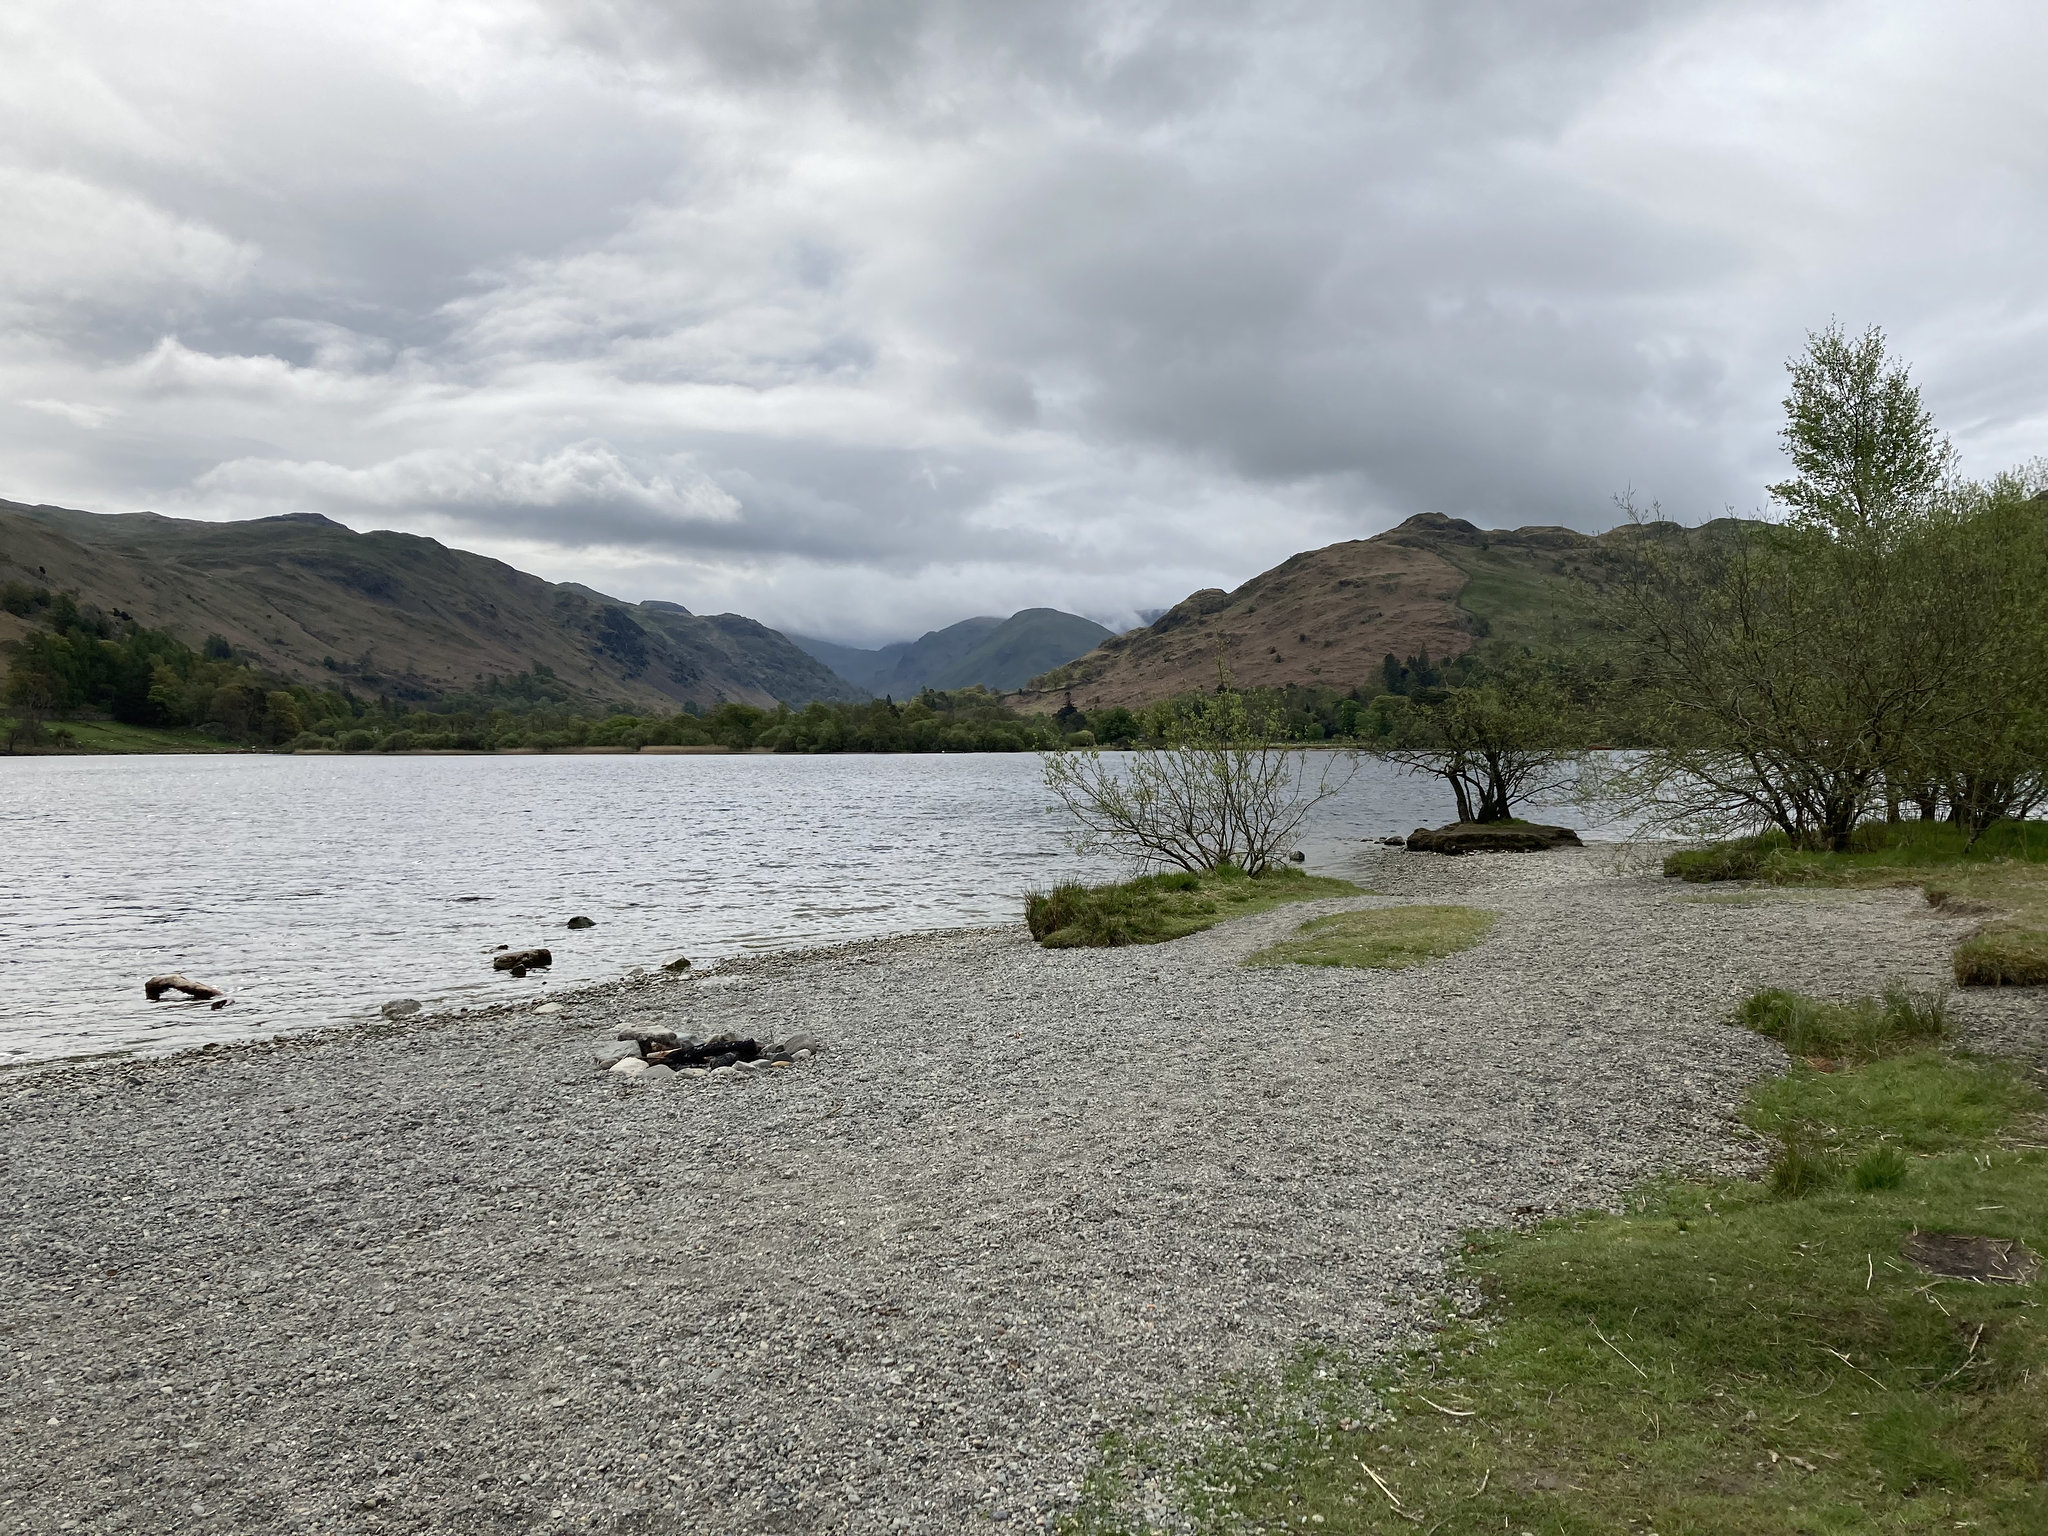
top-left (1020, 513), bottom-right (1631, 710)
top-left (0, 501), bottom-right (858, 711)
top-left (795, 608), bottom-right (1110, 696)
top-left (923, 608), bottom-right (1112, 691)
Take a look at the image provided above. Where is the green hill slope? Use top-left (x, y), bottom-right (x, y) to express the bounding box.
top-left (794, 608), bottom-right (1111, 696)
top-left (923, 608), bottom-right (1114, 691)
top-left (0, 500), bottom-right (858, 710)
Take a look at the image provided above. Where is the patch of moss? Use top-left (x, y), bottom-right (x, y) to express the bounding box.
top-left (1025, 866), bottom-right (1361, 949)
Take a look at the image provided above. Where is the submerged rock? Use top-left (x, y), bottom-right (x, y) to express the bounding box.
top-left (566, 916), bottom-right (595, 929)
top-left (381, 998), bottom-right (422, 1021)
top-left (492, 948), bottom-right (553, 973)
top-left (1404, 822), bottom-right (1583, 855)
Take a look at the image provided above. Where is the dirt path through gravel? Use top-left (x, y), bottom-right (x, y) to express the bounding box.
top-left (0, 847), bottom-right (2001, 1534)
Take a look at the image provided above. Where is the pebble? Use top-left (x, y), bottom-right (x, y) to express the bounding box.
top-left (608, 1057), bottom-right (648, 1075)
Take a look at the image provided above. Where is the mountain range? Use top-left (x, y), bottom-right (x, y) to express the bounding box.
top-left (792, 609), bottom-right (1113, 698)
top-left (0, 500), bottom-right (857, 711)
top-left (0, 499), bottom-right (1118, 709)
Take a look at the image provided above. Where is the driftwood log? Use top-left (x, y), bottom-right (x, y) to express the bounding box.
top-left (144, 974), bottom-right (224, 1001)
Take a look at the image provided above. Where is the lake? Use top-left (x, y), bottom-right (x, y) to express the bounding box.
top-left (1, 752), bottom-right (1626, 1064)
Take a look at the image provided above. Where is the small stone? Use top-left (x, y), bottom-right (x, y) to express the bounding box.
top-left (678, 1067), bottom-right (707, 1078)
top-left (640, 1064), bottom-right (675, 1080)
top-left (708, 1065), bottom-right (738, 1079)
top-left (663, 956), bottom-right (692, 974)
top-left (380, 999), bottom-right (422, 1021)
top-left (769, 1060), bottom-right (793, 1070)
top-left (609, 1058), bottom-right (648, 1075)
top-left (793, 1048), bottom-right (813, 1062)
top-left (778, 1033), bottom-right (820, 1056)
top-left (566, 916), bottom-right (596, 929)
top-left (1289, 850), bottom-right (1306, 862)
top-left (493, 947), bottom-right (553, 972)
top-left (533, 1002), bottom-right (563, 1015)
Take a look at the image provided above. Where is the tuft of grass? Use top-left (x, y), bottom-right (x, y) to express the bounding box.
top-left (1954, 922), bottom-right (2048, 986)
top-left (1768, 1141), bottom-right (1839, 1197)
top-left (1024, 865), bottom-right (1361, 949)
top-left (1244, 904), bottom-right (1496, 971)
top-left (1064, 1040), bottom-right (2048, 1536)
top-left (1853, 1144), bottom-right (1910, 1190)
top-left (1733, 981), bottom-right (1948, 1061)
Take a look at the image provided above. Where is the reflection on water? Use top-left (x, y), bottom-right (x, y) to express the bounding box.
top-left (1, 751), bottom-right (1624, 1063)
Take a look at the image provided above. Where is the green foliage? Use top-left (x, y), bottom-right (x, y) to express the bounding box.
top-left (772, 688), bottom-right (1059, 753)
top-left (1244, 904), bottom-right (1496, 970)
top-left (1066, 1046), bottom-right (2048, 1535)
top-left (1599, 326), bottom-right (2048, 852)
top-left (1376, 653), bottom-right (1589, 822)
top-left (1853, 1144), bottom-right (1909, 1191)
top-left (1024, 865), bottom-right (1359, 949)
top-left (1733, 982), bottom-right (1948, 1061)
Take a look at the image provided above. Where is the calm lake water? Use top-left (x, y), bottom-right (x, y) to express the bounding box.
top-left (2, 752), bottom-right (1626, 1064)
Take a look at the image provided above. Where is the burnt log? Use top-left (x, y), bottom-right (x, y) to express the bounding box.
top-left (144, 974), bottom-right (224, 1002)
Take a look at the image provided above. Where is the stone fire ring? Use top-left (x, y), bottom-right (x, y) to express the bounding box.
top-left (594, 1028), bottom-right (820, 1084)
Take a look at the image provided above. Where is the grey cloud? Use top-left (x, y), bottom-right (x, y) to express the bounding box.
top-left (2, 0), bottom-right (2044, 642)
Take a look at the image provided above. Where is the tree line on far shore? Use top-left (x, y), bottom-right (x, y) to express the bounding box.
top-left (9, 323), bottom-right (2046, 856)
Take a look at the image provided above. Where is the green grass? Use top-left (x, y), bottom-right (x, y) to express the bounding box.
top-left (1063, 992), bottom-right (2048, 1535)
top-left (1245, 905), bottom-right (1496, 970)
top-left (0, 715), bottom-right (248, 753)
top-left (1666, 821), bottom-right (2048, 987)
top-left (1025, 866), bottom-right (1362, 948)
top-left (1733, 983), bottom-right (1948, 1062)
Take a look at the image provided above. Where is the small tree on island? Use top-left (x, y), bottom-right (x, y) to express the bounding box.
top-left (1375, 663), bottom-right (1587, 824)
top-left (1040, 690), bottom-right (1356, 874)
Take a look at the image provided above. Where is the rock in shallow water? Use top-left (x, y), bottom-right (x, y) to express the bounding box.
top-left (566, 915), bottom-right (595, 929)
top-left (380, 998), bottom-right (422, 1021)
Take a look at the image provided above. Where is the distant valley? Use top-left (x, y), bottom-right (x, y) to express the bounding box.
top-left (792, 609), bottom-right (1113, 697)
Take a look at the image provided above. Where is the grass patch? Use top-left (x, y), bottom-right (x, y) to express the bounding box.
top-left (1734, 982), bottom-right (1948, 1062)
top-left (0, 715), bottom-right (247, 753)
top-left (1665, 820), bottom-right (2048, 988)
top-left (1245, 905), bottom-right (1496, 970)
top-left (1064, 995), bottom-right (2048, 1535)
top-left (1025, 866), bottom-right (1361, 949)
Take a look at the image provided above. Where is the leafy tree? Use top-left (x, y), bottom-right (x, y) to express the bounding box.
top-left (1377, 661), bottom-right (1585, 823)
top-left (1598, 328), bottom-right (2044, 850)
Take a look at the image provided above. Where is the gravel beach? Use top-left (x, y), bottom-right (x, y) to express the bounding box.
top-left (1, 846), bottom-right (2016, 1535)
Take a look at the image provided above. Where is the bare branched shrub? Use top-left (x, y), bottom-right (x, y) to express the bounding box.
top-left (1041, 692), bottom-right (1356, 874)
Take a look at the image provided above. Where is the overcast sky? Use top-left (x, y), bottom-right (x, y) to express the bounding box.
top-left (3, 1), bottom-right (2044, 643)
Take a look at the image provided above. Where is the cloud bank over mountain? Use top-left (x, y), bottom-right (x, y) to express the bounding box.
top-left (3, 0), bottom-right (2044, 642)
